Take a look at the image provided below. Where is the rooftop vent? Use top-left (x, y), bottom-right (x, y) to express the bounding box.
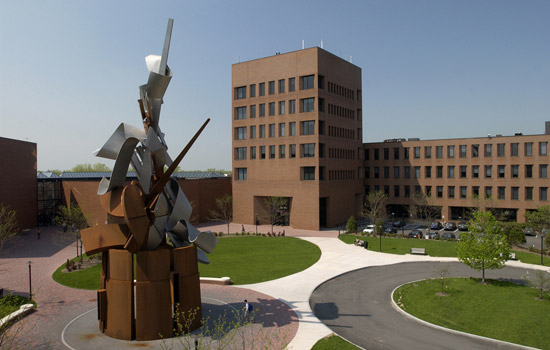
top-left (408, 138), bottom-right (420, 141)
top-left (514, 132), bottom-right (523, 136)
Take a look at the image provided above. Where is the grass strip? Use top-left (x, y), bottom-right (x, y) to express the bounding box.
top-left (393, 278), bottom-right (550, 349)
top-left (0, 295), bottom-right (35, 319)
top-left (311, 334), bottom-right (359, 350)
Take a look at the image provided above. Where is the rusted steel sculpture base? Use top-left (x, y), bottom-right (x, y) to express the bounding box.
top-left (97, 246), bottom-right (201, 341)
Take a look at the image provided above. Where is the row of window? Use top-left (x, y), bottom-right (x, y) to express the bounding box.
top-left (366, 185), bottom-right (549, 202)
top-left (234, 120), bottom-right (320, 140)
top-left (234, 75), bottom-right (319, 100)
top-left (234, 166), bottom-right (356, 182)
top-left (328, 126), bottom-right (359, 140)
top-left (327, 81), bottom-right (358, 101)
top-left (366, 142), bottom-right (549, 161)
top-left (329, 148), bottom-right (356, 160)
top-left (234, 98), bottom-right (319, 119)
top-left (234, 143), bottom-right (322, 160)
top-left (365, 164), bottom-right (549, 180)
top-left (327, 103), bottom-right (360, 121)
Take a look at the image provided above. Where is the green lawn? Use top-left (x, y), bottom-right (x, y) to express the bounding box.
top-left (52, 254), bottom-right (102, 290)
top-left (393, 278), bottom-right (550, 349)
top-left (0, 295), bottom-right (35, 319)
top-left (339, 234), bottom-right (549, 265)
top-left (339, 234), bottom-right (458, 257)
top-left (52, 236), bottom-right (321, 289)
top-left (311, 334), bottom-right (359, 350)
top-left (198, 236), bottom-right (321, 284)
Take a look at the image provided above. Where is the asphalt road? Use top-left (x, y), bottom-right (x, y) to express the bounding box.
top-left (310, 262), bottom-right (534, 350)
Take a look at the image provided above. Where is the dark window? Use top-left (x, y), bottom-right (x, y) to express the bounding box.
top-left (525, 165), bottom-right (533, 178)
top-left (472, 144), bottom-right (479, 158)
top-left (259, 125), bottom-right (265, 138)
top-left (448, 166), bottom-right (455, 178)
top-left (302, 98), bottom-right (315, 112)
top-left (250, 146), bottom-right (256, 159)
top-left (278, 79), bottom-right (285, 93)
top-left (404, 186), bottom-right (410, 198)
top-left (235, 86), bottom-right (246, 99)
top-left (497, 143), bottom-right (505, 157)
top-left (425, 186), bottom-right (432, 197)
top-left (374, 148), bottom-right (379, 160)
top-left (250, 105), bottom-right (256, 118)
top-left (414, 166), bottom-right (420, 179)
top-left (236, 168), bottom-right (247, 180)
top-left (384, 148), bottom-right (389, 160)
top-left (384, 185), bottom-right (390, 196)
top-left (436, 166), bottom-right (443, 178)
top-left (289, 100), bottom-right (296, 114)
top-left (302, 143), bottom-right (315, 158)
top-left (541, 165), bottom-right (548, 178)
top-left (484, 144), bottom-right (492, 157)
top-left (473, 186), bottom-right (479, 197)
top-left (394, 166), bottom-right (400, 179)
top-left (235, 147), bottom-right (246, 160)
top-left (472, 165), bottom-right (479, 178)
top-left (302, 121), bottom-right (315, 135)
top-left (448, 186), bottom-right (455, 198)
top-left (374, 167), bottom-right (379, 179)
top-left (394, 186), bottom-right (400, 198)
top-left (250, 126), bottom-right (256, 139)
top-left (498, 187), bottom-right (505, 200)
top-left (512, 187), bottom-right (519, 200)
top-left (485, 187), bottom-right (492, 199)
top-left (260, 146), bottom-right (266, 159)
top-left (268, 81), bottom-right (275, 94)
top-left (301, 75), bottom-right (314, 90)
top-left (235, 106), bottom-right (246, 120)
top-left (541, 187), bottom-right (548, 201)
top-left (269, 102), bottom-right (275, 116)
top-left (250, 84), bottom-right (256, 97)
top-left (425, 166), bottom-right (432, 178)
top-left (460, 186), bottom-right (467, 198)
top-left (525, 142), bottom-right (532, 156)
top-left (460, 165), bottom-right (467, 178)
top-left (303, 166), bottom-right (315, 180)
top-left (526, 187), bottom-right (533, 200)
top-left (394, 148), bottom-right (399, 160)
top-left (383, 166), bottom-right (389, 179)
top-left (279, 145), bottom-right (285, 158)
top-left (498, 165), bottom-right (505, 178)
top-left (279, 101), bottom-right (285, 115)
top-left (436, 146), bottom-right (443, 158)
top-left (289, 122), bottom-right (296, 136)
top-left (485, 165), bottom-right (492, 178)
top-left (404, 147), bottom-right (410, 159)
top-left (289, 78), bottom-right (295, 92)
top-left (279, 123), bottom-right (285, 137)
top-left (290, 144), bottom-right (296, 158)
top-left (437, 186), bottom-right (443, 198)
top-left (404, 166), bottom-right (410, 179)
top-left (460, 145), bottom-right (467, 158)
top-left (259, 82), bottom-right (265, 96)
top-left (269, 124), bottom-right (275, 137)
top-left (425, 146), bottom-right (431, 159)
top-left (259, 103), bottom-right (265, 117)
top-left (414, 147), bottom-right (420, 159)
top-left (448, 145), bottom-right (455, 158)
top-left (511, 143), bottom-right (519, 156)
top-left (540, 142), bottom-right (548, 156)
top-left (511, 165), bottom-right (519, 178)
top-left (269, 145), bottom-right (275, 159)
top-left (235, 127), bottom-right (246, 140)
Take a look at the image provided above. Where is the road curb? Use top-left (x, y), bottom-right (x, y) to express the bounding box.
top-left (0, 303), bottom-right (35, 328)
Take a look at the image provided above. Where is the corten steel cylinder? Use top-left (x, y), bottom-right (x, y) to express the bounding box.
top-left (97, 246), bottom-right (202, 341)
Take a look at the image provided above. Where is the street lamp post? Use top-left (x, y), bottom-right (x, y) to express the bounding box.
top-left (27, 261), bottom-right (33, 300)
top-left (540, 231), bottom-right (546, 266)
top-left (255, 214), bottom-right (258, 235)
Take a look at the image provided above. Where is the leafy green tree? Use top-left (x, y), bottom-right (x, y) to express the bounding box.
top-left (362, 190), bottom-right (388, 224)
top-left (208, 195), bottom-right (233, 234)
top-left (70, 163), bottom-right (112, 172)
top-left (345, 215), bottom-right (357, 233)
top-left (55, 204), bottom-right (88, 230)
top-left (457, 211), bottom-right (510, 283)
top-left (500, 222), bottom-right (526, 246)
top-left (0, 203), bottom-right (18, 253)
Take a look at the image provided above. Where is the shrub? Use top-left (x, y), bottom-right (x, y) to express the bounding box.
top-left (346, 215), bottom-right (357, 233)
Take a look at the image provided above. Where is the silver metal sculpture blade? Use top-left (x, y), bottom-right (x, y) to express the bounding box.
top-left (92, 18), bottom-right (218, 260)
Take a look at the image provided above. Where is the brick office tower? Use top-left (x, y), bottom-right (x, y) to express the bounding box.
top-left (232, 47), bottom-right (364, 230)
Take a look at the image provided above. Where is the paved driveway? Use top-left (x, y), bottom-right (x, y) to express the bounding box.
top-left (310, 262), bottom-right (535, 350)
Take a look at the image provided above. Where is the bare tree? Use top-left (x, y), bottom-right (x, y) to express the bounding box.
top-left (362, 191), bottom-right (388, 224)
top-left (208, 194), bottom-right (233, 234)
top-left (0, 203), bottom-right (18, 254)
top-left (264, 197), bottom-right (288, 234)
top-left (433, 264), bottom-right (451, 295)
top-left (523, 270), bottom-right (550, 300)
top-left (409, 191), bottom-right (441, 222)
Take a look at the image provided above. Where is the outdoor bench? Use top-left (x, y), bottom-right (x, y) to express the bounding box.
top-left (410, 247), bottom-right (426, 255)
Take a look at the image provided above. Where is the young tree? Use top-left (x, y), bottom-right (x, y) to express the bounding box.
top-left (345, 215), bottom-right (357, 233)
top-left (264, 197), bottom-right (288, 234)
top-left (434, 264), bottom-right (451, 295)
top-left (457, 211), bottom-right (510, 283)
top-left (208, 194), bottom-right (233, 234)
top-left (375, 219), bottom-right (384, 252)
top-left (525, 205), bottom-right (550, 254)
top-left (0, 203), bottom-right (18, 254)
top-left (362, 191), bottom-right (388, 224)
top-left (523, 270), bottom-right (550, 300)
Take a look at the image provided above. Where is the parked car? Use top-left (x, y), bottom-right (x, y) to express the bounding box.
top-left (444, 222), bottom-right (457, 231)
top-left (430, 221), bottom-right (443, 230)
top-left (408, 230), bottom-right (423, 239)
top-left (392, 220), bottom-right (406, 228)
top-left (427, 231), bottom-right (440, 240)
top-left (385, 226), bottom-right (397, 234)
top-left (523, 227), bottom-right (535, 236)
top-left (415, 225), bottom-right (428, 231)
top-left (362, 225), bottom-right (375, 234)
top-left (441, 232), bottom-right (456, 240)
top-left (457, 222), bottom-right (469, 231)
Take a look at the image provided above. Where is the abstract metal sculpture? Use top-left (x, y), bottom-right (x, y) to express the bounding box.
top-left (80, 18), bottom-right (218, 341)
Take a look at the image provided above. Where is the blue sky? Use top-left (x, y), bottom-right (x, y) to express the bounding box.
top-left (1, 0), bottom-right (549, 171)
